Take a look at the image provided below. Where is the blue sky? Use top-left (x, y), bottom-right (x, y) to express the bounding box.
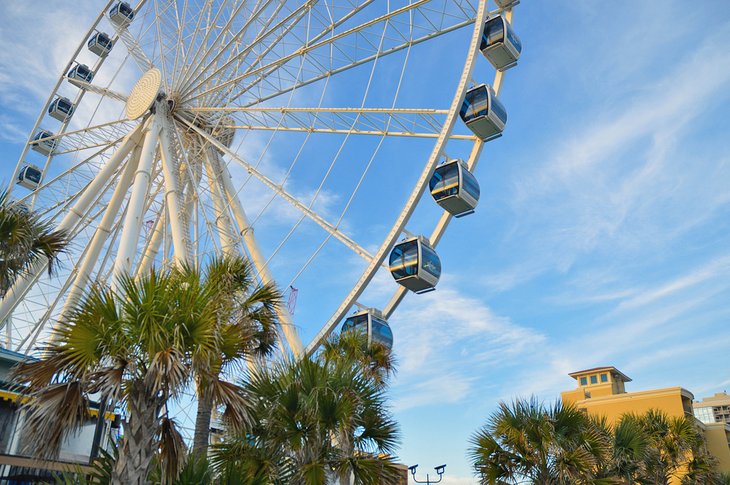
top-left (2, 1), bottom-right (730, 483)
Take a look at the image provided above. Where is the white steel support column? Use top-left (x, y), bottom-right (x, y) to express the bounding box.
top-left (61, 145), bottom-right (143, 318)
top-left (0, 122), bottom-right (146, 327)
top-left (204, 151), bottom-right (236, 256)
top-left (209, 151), bottom-right (303, 356)
top-left (114, 115), bottom-right (162, 279)
top-left (158, 117), bottom-right (191, 267)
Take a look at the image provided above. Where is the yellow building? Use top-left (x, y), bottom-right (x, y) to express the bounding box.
top-left (561, 366), bottom-right (730, 479)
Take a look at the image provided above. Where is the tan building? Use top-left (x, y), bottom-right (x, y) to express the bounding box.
top-left (561, 366), bottom-right (730, 479)
top-left (694, 392), bottom-right (730, 424)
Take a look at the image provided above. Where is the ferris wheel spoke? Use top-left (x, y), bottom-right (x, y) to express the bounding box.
top-left (178, 0), bottom-right (312, 98)
top-left (63, 79), bottom-right (129, 103)
top-left (189, 106), bottom-right (475, 139)
top-left (171, 0), bottom-right (216, 90)
top-left (179, 116), bottom-right (375, 264)
top-left (181, 0), bottom-right (372, 102)
top-left (182, 0), bottom-right (479, 106)
top-left (172, 0), bottom-right (234, 91)
top-left (153, 0), bottom-right (194, 88)
top-left (18, 142), bottom-right (126, 220)
top-left (154, 0), bottom-right (172, 87)
top-left (169, 0), bottom-right (190, 91)
top-left (29, 120), bottom-right (139, 156)
top-left (7, 165), bottom-right (139, 351)
top-left (175, 0), bottom-right (266, 93)
top-left (17, 165), bottom-right (141, 352)
top-left (114, 21), bottom-right (156, 72)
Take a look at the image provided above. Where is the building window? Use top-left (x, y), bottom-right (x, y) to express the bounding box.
top-left (580, 377), bottom-right (587, 386)
top-left (600, 373), bottom-right (608, 383)
top-left (694, 406), bottom-right (716, 424)
top-left (590, 375), bottom-right (598, 384)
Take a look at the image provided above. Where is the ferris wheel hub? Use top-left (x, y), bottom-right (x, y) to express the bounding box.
top-left (126, 68), bottom-right (162, 120)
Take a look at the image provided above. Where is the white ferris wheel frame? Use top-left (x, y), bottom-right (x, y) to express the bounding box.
top-left (1, 0), bottom-right (517, 359)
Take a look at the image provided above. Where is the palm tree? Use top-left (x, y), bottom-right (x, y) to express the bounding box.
top-left (469, 397), bottom-right (612, 485)
top-left (716, 472), bottom-right (730, 485)
top-left (12, 267), bottom-right (222, 484)
top-left (595, 413), bottom-right (649, 483)
top-left (635, 410), bottom-right (706, 485)
top-left (189, 255), bottom-right (281, 457)
top-left (682, 447), bottom-right (719, 485)
top-left (211, 353), bottom-right (402, 485)
top-left (320, 330), bottom-right (396, 387)
top-left (0, 191), bottom-right (67, 297)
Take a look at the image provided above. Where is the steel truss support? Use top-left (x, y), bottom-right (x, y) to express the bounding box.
top-left (114, 115), bottom-right (162, 279)
top-left (60, 145), bottom-right (143, 320)
top-left (204, 155), bottom-right (237, 257)
top-left (206, 150), bottom-right (304, 356)
top-left (158, 114), bottom-right (192, 267)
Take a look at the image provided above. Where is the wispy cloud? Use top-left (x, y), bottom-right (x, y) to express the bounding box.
top-left (496, 255), bottom-right (730, 400)
top-left (390, 283), bottom-right (545, 411)
top-left (614, 255), bottom-right (730, 313)
top-left (487, 22), bottom-right (730, 294)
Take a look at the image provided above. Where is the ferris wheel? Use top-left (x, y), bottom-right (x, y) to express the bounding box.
top-left (1, 0), bottom-right (522, 361)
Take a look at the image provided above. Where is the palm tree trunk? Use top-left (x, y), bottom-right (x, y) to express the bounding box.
top-left (112, 387), bottom-right (160, 485)
top-left (192, 386), bottom-right (214, 457)
top-left (337, 431), bottom-right (353, 485)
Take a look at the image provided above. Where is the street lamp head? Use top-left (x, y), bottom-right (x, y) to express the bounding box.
top-left (435, 464), bottom-right (446, 475)
top-left (409, 464), bottom-right (419, 475)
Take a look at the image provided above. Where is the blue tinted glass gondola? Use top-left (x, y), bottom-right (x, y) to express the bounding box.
top-left (110, 2), bottom-right (135, 26)
top-left (480, 16), bottom-right (521, 71)
top-left (88, 32), bottom-right (113, 57)
top-left (389, 236), bottom-right (441, 294)
top-left (48, 96), bottom-right (75, 122)
top-left (429, 159), bottom-right (480, 217)
top-left (341, 309), bottom-right (393, 351)
top-left (460, 84), bottom-right (507, 142)
top-left (31, 129), bottom-right (56, 155)
top-left (17, 164), bottom-right (42, 190)
top-left (68, 64), bottom-right (94, 86)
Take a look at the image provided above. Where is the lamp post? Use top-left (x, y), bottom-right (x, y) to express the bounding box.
top-left (408, 464), bottom-right (446, 484)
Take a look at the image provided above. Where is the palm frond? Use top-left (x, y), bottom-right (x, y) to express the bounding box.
top-left (0, 190), bottom-right (68, 296)
top-left (145, 348), bottom-right (189, 399)
top-left (156, 416), bottom-right (187, 484)
top-left (21, 381), bottom-right (91, 458)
